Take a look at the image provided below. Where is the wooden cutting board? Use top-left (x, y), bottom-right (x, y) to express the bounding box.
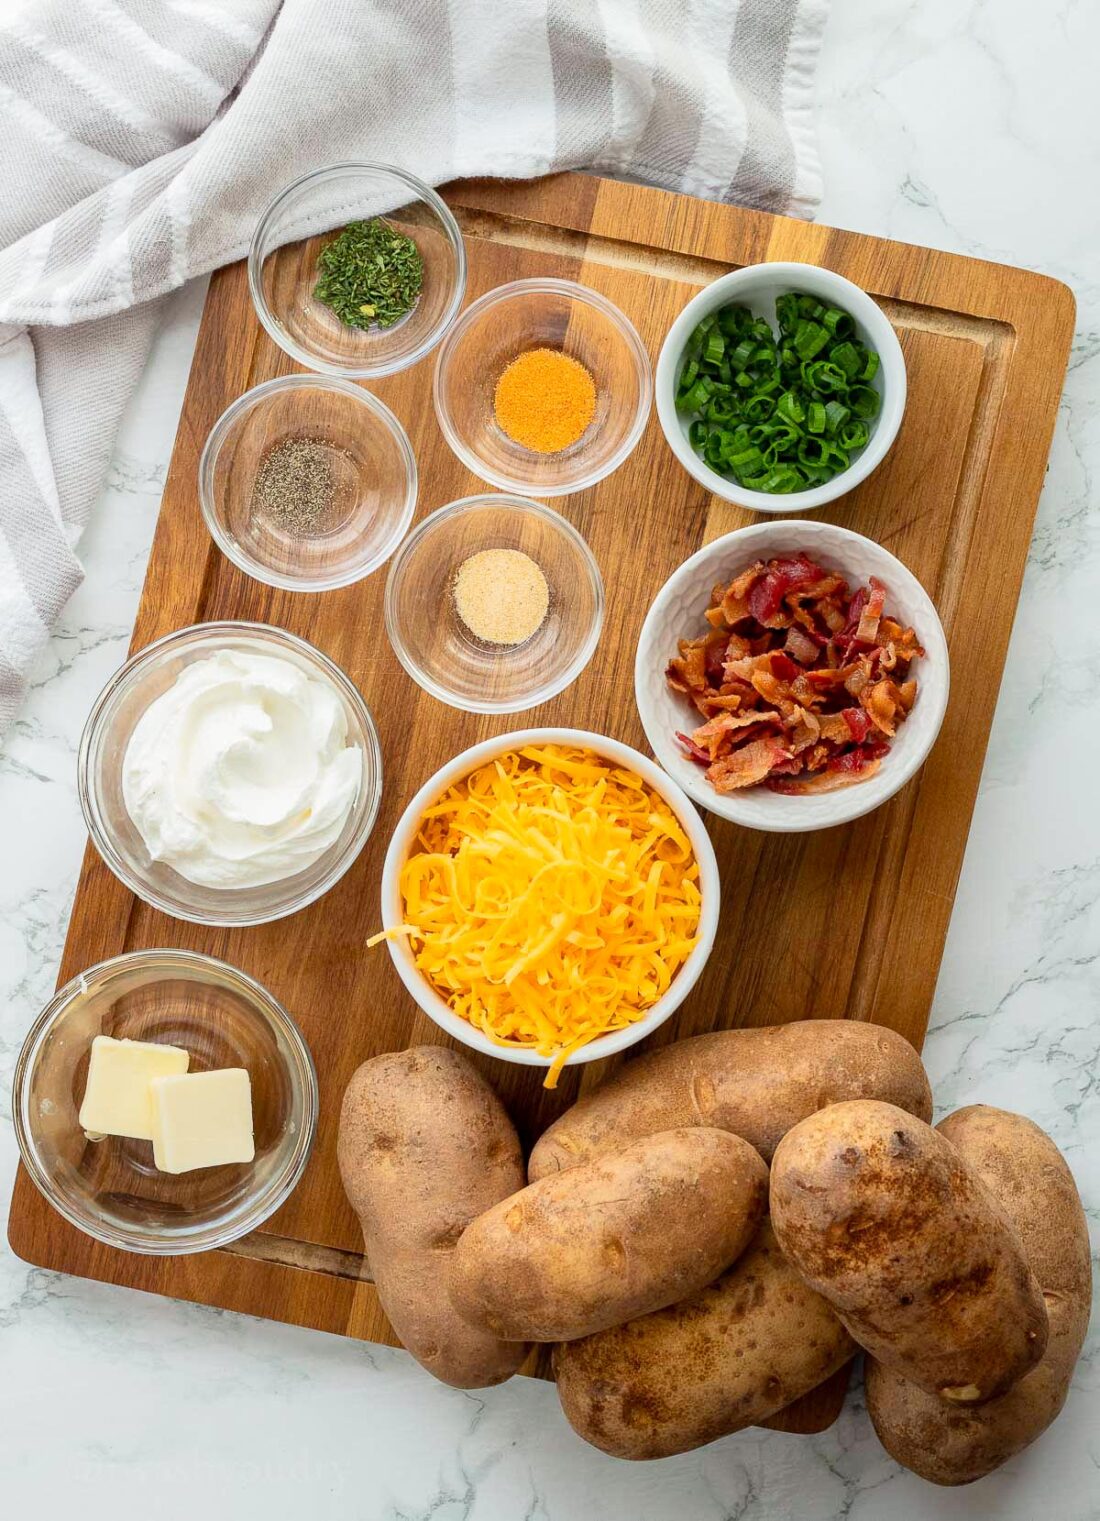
top-left (8, 174), bottom-right (1073, 1436)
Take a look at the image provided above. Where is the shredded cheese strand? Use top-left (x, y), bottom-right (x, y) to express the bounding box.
top-left (389, 745), bottom-right (701, 1088)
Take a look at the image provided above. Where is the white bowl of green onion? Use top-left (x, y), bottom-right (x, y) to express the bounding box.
top-left (655, 262), bottom-right (906, 513)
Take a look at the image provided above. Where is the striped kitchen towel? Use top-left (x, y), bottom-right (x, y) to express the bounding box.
top-left (0, 0), bottom-right (829, 735)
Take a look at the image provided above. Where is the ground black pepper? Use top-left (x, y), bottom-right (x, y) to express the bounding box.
top-left (250, 437), bottom-right (348, 535)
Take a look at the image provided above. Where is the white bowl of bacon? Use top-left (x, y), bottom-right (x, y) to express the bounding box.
top-left (634, 521), bottom-right (950, 832)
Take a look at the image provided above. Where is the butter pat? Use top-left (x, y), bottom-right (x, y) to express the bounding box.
top-left (150, 1069), bottom-right (255, 1174)
top-left (78, 1036), bottom-right (190, 1141)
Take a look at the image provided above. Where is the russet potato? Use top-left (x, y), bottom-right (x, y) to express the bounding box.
top-left (770, 1100), bottom-right (1048, 1403)
top-left (865, 1105), bottom-right (1091, 1484)
top-left (553, 1221), bottom-right (856, 1459)
top-left (337, 1046), bottom-right (528, 1389)
top-left (528, 1020), bottom-right (932, 1180)
top-left (450, 1127), bottom-right (767, 1343)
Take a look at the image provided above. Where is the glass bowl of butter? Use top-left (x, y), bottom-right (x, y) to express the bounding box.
top-left (78, 621), bottom-right (383, 926)
top-left (13, 949), bottom-right (318, 1254)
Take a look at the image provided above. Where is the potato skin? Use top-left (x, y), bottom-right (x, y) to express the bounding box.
top-left (528, 1021), bottom-right (932, 1180)
top-left (337, 1046), bottom-right (528, 1388)
top-left (866, 1106), bottom-right (1091, 1485)
top-left (770, 1100), bottom-right (1048, 1403)
top-left (450, 1128), bottom-right (767, 1343)
top-left (553, 1222), bottom-right (856, 1459)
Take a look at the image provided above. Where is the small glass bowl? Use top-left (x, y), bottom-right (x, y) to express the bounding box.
top-left (199, 375), bottom-right (417, 592)
top-left (78, 622), bottom-right (382, 926)
top-left (13, 949), bottom-right (318, 1255)
top-left (385, 495), bottom-right (604, 713)
top-left (249, 162), bottom-right (466, 378)
top-left (432, 278), bottom-right (653, 496)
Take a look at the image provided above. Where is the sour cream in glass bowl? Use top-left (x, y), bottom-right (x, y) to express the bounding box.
top-left (80, 623), bottom-right (382, 925)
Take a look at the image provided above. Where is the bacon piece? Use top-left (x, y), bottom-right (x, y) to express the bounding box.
top-left (789, 573), bottom-right (847, 602)
top-left (694, 693), bottom-right (743, 717)
top-left (767, 754), bottom-right (805, 777)
top-left (839, 585), bottom-right (868, 645)
top-left (785, 707), bottom-right (822, 755)
top-left (706, 737), bottom-right (790, 793)
top-left (855, 578), bottom-right (887, 645)
top-left (819, 599), bottom-right (848, 634)
top-left (691, 709), bottom-right (781, 761)
top-left (784, 624), bottom-right (821, 665)
top-left (842, 707), bottom-right (873, 743)
top-left (766, 758), bottom-right (884, 795)
top-left (675, 731), bottom-right (711, 766)
top-left (751, 670), bottom-right (797, 714)
top-left (724, 652), bottom-right (777, 683)
top-left (862, 679), bottom-right (901, 737)
top-left (719, 587), bottom-right (753, 626)
top-left (770, 651), bottom-right (800, 682)
top-left (666, 640), bottom-right (707, 693)
top-left (818, 711), bottom-right (854, 745)
top-left (844, 661), bottom-right (871, 699)
top-left (829, 739), bottom-right (890, 773)
top-left (804, 666), bottom-right (850, 693)
top-left (728, 562), bottom-right (766, 600)
top-left (703, 633), bottom-right (730, 685)
top-left (747, 554), bottom-right (826, 627)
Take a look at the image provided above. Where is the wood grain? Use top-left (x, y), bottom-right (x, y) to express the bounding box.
top-left (7, 173), bottom-right (1074, 1437)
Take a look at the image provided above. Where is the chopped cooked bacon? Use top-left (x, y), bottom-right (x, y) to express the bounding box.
top-left (766, 758), bottom-right (884, 795)
top-left (703, 634), bottom-right (729, 684)
top-left (728, 562), bottom-right (765, 600)
top-left (707, 737), bottom-right (790, 792)
top-left (785, 707), bottom-right (822, 754)
top-left (746, 553), bottom-right (826, 627)
top-left (675, 731), bottom-right (710, 765)
top-left (784, 624), bottom-right (821, 665)
top-left (693, 692), bottom-right (743, 715)
top-left (844, 662), bottom-right (871, 699)
top-left (863, 679), bottom-right (902, 736)
top-left (855, 578), bottom-right (887, 645)
top-left (842, 707), bottom-right (873, 743)
top-left (666, 553), bottom-right (925, 797)
top-left (690, 708), bottom-right (781, 761)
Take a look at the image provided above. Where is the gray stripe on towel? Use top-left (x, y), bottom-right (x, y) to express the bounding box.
top-left (725, 0), bottom-right (797, 212)
top-left (547, 0), bottom-right (614, 162)
top-left (627, 0), bottom-right (708, 187)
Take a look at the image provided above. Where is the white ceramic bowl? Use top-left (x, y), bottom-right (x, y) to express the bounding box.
top-left (655, 262), bottom-right (906, 514)
top-left (634, 521), bottom-right (949, 832)
top-left (380, 727), bottom-right (720, 1074)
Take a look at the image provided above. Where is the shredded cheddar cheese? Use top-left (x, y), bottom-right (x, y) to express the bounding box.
top-left (381, 745), bottom-right (701, 1088)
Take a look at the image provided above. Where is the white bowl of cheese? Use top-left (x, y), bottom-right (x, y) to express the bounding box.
top-left (378, 728), bottom-right (720, 1085)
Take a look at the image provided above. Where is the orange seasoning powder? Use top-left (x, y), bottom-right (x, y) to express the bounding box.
top-left (493, 348), bottom-right (597, 454)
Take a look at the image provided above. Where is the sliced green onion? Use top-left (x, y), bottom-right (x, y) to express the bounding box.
top-left (848, 385), bottom-right (881, 419)
top-left (703, 330), bottom-right (725, 365)
top-left (794, 320), bottom-right (830, 360)
top-left (824, 400), bottom-right (850, 434)
top-left (675, 288), bottom-right (881, 493)
top-left (831, 341), bottom-right (863, 378)
top-left (823, 307), bottom-right (854, 339)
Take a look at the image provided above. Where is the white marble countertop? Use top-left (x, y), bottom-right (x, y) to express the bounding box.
top-left (3, 1), bottom-right (1098, 1516)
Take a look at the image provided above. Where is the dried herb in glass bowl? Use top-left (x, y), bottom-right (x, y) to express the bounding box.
top-left (313, 217), bottom-right (423, 330)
